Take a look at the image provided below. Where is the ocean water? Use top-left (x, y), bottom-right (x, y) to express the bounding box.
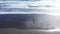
top-left (0, 0), bottom-right (54, 12)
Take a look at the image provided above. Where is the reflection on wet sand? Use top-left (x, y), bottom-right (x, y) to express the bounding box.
top-left (0, 14), bottom-right (60, 34)
top-left (0, 28), bottom-right (60, 34)
top-left (0, 14), bottom-right (55, 29)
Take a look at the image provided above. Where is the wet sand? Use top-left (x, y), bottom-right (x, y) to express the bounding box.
top-left (0, 14), bottom-right (59, 34)
top-left (0, 28), bottom-right (60, 34)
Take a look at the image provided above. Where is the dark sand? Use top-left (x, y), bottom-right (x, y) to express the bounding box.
top-left (0, 28), bottom-right (60, 34)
